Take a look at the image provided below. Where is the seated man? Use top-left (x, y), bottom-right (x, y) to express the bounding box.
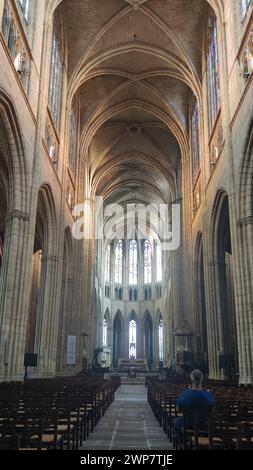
top-left (173, 369), bottom-right (215, 448)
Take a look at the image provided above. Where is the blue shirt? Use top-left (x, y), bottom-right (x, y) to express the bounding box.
top-left (177, 389), bottom-right (215, 412)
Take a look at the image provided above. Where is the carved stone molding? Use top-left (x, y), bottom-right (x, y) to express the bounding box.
top-left (239, 216), bottom-right (253, 228)
top-left (208, 259), bottom-right (223, 267)
top-left (124, 0), bottom-right (149, 10)
top-left (41, 255), bottom-right (58, 264)
top-left (7, 210), bottom-right (30, 223)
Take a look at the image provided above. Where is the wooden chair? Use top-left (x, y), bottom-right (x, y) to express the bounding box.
top-left (0, 435), bottom-right (20, 450)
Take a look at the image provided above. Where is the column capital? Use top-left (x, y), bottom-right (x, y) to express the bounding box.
top-left (207, 259), bottom-right (223, 267)
top-left (172, 197), bottom-right (183, 204)
top-left (41, 254), bottom-right (58, 264)
top-left (6, 210), bottom-right (30, 223)
top-left (238, 216), bottom-right (253, 228)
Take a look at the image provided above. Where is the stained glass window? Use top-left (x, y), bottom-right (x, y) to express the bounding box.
top-left (191, 98), bottom-right (200, 183)
top-left (2, 2), bottom-right (10, 41)
top-left (48, 14), bottom-right (64, 130)
top-left (207, 12), bottom-right (220, 131)
top-left (0, 237), bottom-right (3, 271)
top-left (157, 244), bottom-right (162, 282)
top-left (129, 320), bottom-right (137, 359)
top-left (241, 0), bottom-right (251, 17)
top-left (129, 240), bottom-right (138, 285)
top-left (144, 240), bottom-right (152, 284)
top-left (103, 318), bottom-right (107, 347)
top-left (159, 316), bottom-right (164, 362)
top-left (105, 244), bottom-right (110, 282)
top-left (115, 240), bottom-right (123, 284)
top-left (19, 0), bottom-right (30, 22)
top-left (69, 96), bottom-right (78, 175)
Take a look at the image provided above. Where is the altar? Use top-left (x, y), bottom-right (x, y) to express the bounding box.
top-left (118, 358), bottom-right (148, 373)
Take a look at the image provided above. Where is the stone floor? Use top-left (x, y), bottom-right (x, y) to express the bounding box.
top-left (80, 384), bottom-right (173, 450)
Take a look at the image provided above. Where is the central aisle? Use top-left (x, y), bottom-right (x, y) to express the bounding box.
top-left (81, 384), bottom-right (173, 450)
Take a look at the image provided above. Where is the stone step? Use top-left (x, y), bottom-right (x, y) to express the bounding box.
top-left (120, 377), bottom-right (145, 385)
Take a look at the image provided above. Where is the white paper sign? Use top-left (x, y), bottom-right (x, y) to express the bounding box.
top-left (67, 335), bottom-right (76, 365)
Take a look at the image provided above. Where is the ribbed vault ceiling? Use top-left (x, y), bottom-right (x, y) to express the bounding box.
top-left (54, 0), bottom-right (212, 206)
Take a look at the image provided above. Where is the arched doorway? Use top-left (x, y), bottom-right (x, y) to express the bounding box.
top-left (144, 313), bottom-right (153, 370)
top-left (113, 311), bottom-right (122, 368)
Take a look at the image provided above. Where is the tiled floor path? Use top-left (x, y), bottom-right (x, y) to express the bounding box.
top-left (81, 384), bottom-right (173, 450)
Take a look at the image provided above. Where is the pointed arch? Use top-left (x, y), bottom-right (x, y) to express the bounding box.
top-left (25, 184), bottom-right (57, 359)
top-left (129, 239), bottom-right (138, 285)
top-left (144, 239), bottom-right (152, 284)
top-left (104, 307), bottom-right (111, 324)
top-left (211, 191), bottom-right (238, 377)
top-left (158, 312), bottom-right (164, 364)
top-left (129, 311), bottom-right (137, 359)
top-left (103, 307), bottom-right (111, 348)
top-left (0, 87), bottom-right (29, 213)
top-left (35, 184), bottom-right (57, 254)
top-left (115, 239), bottom-right (123, 284)
top-left (113, 309), bottom-right (123, 368)
top-left (143, 310), bottom-right (153, 369)
top-left (194, 232), bottom-right (208, 368)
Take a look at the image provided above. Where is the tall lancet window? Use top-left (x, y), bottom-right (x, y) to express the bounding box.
top-left (241, 0), bottom-right (251, 17)
top-left (159, 316), bottom-right (164, 362)
top-left (207, 12), bottom-right (220, 131)
top-left (156, 243), bottom-right (162, 282)
top-left (191, 98), bottom-right (200, 183)
top-left (129, 319), bottom-right (137, 359)
top-left (69, 96), bottom-right (78, 176)
top-left (0, 238), bottom-right (3, 271)
top-left (129, 240), bottom-right (138, 285)
top-left (144, 240), bottom-right (152, 284)
top-left (103, 318), bottom-right (108, 347)
top-left (48, 13), bottom-right (64, 130)
top-left (115, 240), bottom-right (123, 284)
top-left (19, 0), bottom-right (30, 22)
top-left (105, 244), bottom-right (110, 282)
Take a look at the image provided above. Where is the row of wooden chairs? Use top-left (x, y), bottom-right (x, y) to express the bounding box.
top-left (147, 378), bottom-right (253, 450)
top-left (0, 375), bottom-right (120, 450)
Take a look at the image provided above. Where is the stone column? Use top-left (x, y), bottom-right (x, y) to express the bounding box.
top-left (67, 194), bottom-right (95, 371)
top-left (181, 153), bottom-right (194, 329)
top-left (0, 210), bottom-right (31, 381)
top-left (234, 218), bottom-right (253, 384)
top-left (170, 247), bottom-right (184, 352)
top-left (163, 316), bottom-right (170, 367)
top-left (56, 277), bottom-right (74, 373)
top-left (138, 321), bottom-right (145, 359)
top-left (153, 317), bottom-right (159, 370)
top-left (123, 314), bottom-right (128, 360)
top-left (204, 258), bottom-right (226, 380)
top-left (34, 254), bottom-right (59, 377)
